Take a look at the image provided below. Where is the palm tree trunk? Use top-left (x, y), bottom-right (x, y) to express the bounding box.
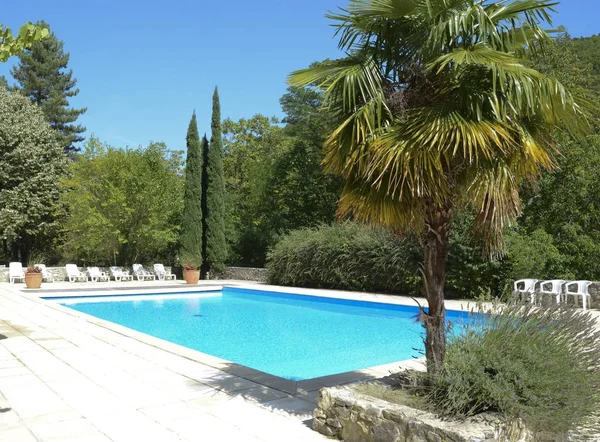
top-left (422, 202), bottom-right (452, 377)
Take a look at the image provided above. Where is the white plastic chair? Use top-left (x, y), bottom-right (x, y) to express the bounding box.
top-left (9, 262), bottom-right (25, 283)
top-left (109, 266), bottom-right (133, 281)
top-left (132, 264), bottom-right (155, 281)
top-left (87, 267), bottom-right (109, 282)
top-left (538, 279), bottom-right (566, 304)
top-left (65, 264), bottom-right (87, 282)
top-left (35, 264), bottom-right (54, 283)
top-left (564, 280), bottom-right (593, 311)
top-left (513, 279), bottom-right (538, 303)
top-left (153, 264), bottom-right (176, 281)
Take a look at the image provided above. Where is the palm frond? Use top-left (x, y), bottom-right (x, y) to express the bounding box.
top-left (290, 57), bottom-right (387, 114)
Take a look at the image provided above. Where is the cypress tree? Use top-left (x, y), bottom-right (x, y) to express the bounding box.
top-left (180, 112), bottom-right (203, 267)
top-left (201, 135), bottom-right (209, 277)
top-left (10, 21), bottom-right (86, 154)
top-left (204, 87), bottom-right (227, 273)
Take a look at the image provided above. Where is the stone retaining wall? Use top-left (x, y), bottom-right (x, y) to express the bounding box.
top-left (212, 266), bottom-right (268, 282)
top-left (314, 387), bottom-right (536, 442)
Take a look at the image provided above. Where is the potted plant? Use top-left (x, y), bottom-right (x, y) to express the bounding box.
top-left (25, 266), bottom-right (43, 289)
top-left (183, 263), bottom-right (200, 284)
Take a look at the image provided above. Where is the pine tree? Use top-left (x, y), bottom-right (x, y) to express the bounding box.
top-left (204, 87), bottom-right (227, 273)
top-left (10, 21), bottom-right (86, 154)
top-left (180, 112), bottom-right (203, 267)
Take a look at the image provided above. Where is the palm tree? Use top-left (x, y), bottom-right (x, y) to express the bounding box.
top-left (289, 0), bottom-right (587, 376)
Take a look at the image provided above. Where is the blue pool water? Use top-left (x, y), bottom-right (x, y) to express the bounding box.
top-left (51, 287), bottom-right (471, 380)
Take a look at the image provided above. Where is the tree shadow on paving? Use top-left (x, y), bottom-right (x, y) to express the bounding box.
top-left (182, 360), bottom-right (384, 426)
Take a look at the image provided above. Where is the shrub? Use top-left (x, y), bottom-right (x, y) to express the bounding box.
top-left (266, 222), bottom-right (421, 294)
top-left (427, 303), bottom-right (600, 435)
top-left (266, 219), bottom-right (509, 299)
top-left (504, 228), bottom-right (571, 281)
top-left (445, 213), bottom-right (511, 300)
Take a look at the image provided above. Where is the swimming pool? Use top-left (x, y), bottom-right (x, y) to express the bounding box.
top-left (50, 287), bottom-right (470, 381)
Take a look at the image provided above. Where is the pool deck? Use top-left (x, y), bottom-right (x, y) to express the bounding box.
top-left (2, 280), bottom-right (597, 441)
top-left (0, 280), bottom-right (430, 442)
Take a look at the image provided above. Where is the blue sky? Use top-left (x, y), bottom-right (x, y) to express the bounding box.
top-left (1, 0), bottom-right (597, 152)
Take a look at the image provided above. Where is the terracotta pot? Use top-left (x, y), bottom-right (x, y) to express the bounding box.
top-left (184, 270), bottom-right (200, 284)
top-left (25, 273), bottom-right (43, 289)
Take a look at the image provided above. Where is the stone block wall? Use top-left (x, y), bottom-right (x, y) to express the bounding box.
top-left (314, 387), bottom-right (535, 442)
top-left (0, 265), bottom-right (267, 283)
top-left (212, 266), bottom-right (268, 282)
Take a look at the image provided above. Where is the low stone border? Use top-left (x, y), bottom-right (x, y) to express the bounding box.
top-left (213, 266), bottom-right (267, 282)
top-left (314, 387), bottom-right (536, 442)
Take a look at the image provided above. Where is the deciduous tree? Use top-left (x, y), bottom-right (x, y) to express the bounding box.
top-left (0, 22), bottom-right (48, 62)
top-left (60, 137), bottom-right (183, 265)
top-left (0, 88), bottom-right (68, 262)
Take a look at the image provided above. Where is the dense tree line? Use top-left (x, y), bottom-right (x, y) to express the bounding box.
top-left (222, 86), bottom-right (341, 266)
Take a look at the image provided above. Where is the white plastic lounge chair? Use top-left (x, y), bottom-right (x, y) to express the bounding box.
top-left (538, 279), bottom-right (566, 304)
top-left (564, 280), bottom-right (593, 311)
top-left (513, 279), bottom-right (538, 303)
top-left (87, 267), bottom-right (109, 282)
top-left (9, 262), bottom-right (25, 284)
top-left (65, 264), bottom-right (87, 282)
top-left (153, 264), bottom-right (176, 281)
top-left (109, 266), bottom-right (133, 282)
top-left (132, 264), bottom-right (155, 281)
top-left (35, 264), bottom-right (54, 283)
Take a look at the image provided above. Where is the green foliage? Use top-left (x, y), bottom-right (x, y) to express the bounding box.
top-left (263, 138), bottom-right (340, 235)
top-left (0, 22), bottom-right (49, 62)
top-left (504, 228), bottom-right (569, 282)
top-left (267, 216), bottom-right (509, 300)
top-left (180, 112), bottom-right (203, 268)
top-left (60, 136), bottom-right (183, 265)
top-left (571, 34), bottom-right (600, 95)
top-left (267, 222), bottom-right (421, 294)
top-left (264, 86), bottom-right (341, 237)
top-left (0, 88), bottom-right (69, 262)
top-left (445, 213), bottom-right (509, 300)
top-left (223, 86), bottom-right (341, 267)
top-left (205, 87), bottom-right (227, 272)
top-left (10, 21), bottom-right (86, 154)
top-left (222, 114), bottom-right (289, 266)
top-left (427, 303), bottom-right (600, 435)
top-left (517, 134), bottom-right (600, 280)
top-left (530, 32), bottom-right (596, 93)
